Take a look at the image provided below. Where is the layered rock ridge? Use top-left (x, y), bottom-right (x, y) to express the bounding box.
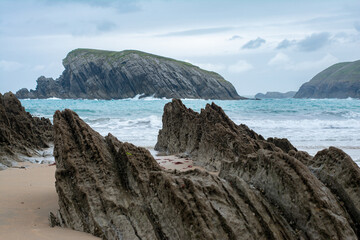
top-left (156, 99), bottom-right (360, 239)
top-left (0, 92), bottom-right (53, 169)
top-left (16, 49), bottom-right (243, 100)
top-left (51, 101), bottom-right (360, 239)
top-left (52, 109), bottom-right (296, 239)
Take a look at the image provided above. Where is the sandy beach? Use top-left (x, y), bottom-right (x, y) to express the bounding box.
top-left (0, 163), bottom-right (100, 240)
top-left (0, 154), bottom-right (206, 240)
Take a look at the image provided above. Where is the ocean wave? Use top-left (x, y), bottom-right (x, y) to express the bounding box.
top-left (46, 97), bottom-right (61, 100)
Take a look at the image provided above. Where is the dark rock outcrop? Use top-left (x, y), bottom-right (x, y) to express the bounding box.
top-left (294, 60), bottom-right (360, 98)
top-left (155, 99), bottom-right (286, 171)
top-left (52, 109), bottom-right (296, 240)
top-left (156, 99), bottom-right (360, 239)
top-left (0, 92), bottom-right (53, 169)
top-left (16, 49), bottom-right (243, 100)
top-left (255, 91), bottom-right (296, 99)
top-left (307, 147), bottom-right (360, 235)
top-left (52, 102), bottom-right (360, 239)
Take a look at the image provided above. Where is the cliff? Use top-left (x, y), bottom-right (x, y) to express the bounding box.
top-left (16, 49), bottom-right (243, 100)
top-left (0, 92), bottom-right (53, 169)
top-left (294, 60), bottom-right (360, 98)
top-left (255, 91), bottom-right (296, 99)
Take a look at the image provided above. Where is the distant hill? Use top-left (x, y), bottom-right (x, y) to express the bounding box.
top-left (255, 91), bottom-right (297, 99)
top-left (294, 60), bottom-right (360, 98)
top-left (16, 49), bottom-right (243, 100)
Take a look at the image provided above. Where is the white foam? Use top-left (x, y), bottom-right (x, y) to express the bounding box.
top-left (45, 97), bottom-right (61, 100)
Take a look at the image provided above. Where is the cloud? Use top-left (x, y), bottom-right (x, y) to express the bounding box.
top-left (158, 27), bottom-right (233, 37)
top-left (96, 21), bottom-right (117, 32)
top-left (288, 54), bottom-right (338, 71)
top-left (228, 60), bottom-right (253, 73)
top-left (268, 53), bottom-right (338, 71)
top-left (242, 37), bottom-right (266, 49)
top-left (229, 35), bottom-right (242, 41)
top-left (195, 63), bottom-right (226, 72)
top-left (354, 22), bottom-right (360, 32)
top-left (297, 32), bottom-right (331, 51)
top-left (43, 0), bottom-right (141, 13)
top-left (268, 53), bottom-right (290, 66)
top-left (276, 39), bottom-right (296, 49)
top-left (32, 65), bottom-right (46, 71)
top-left (0, 60), bottom-right (23, 71)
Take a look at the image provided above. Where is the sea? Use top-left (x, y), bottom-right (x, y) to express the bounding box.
top-left (20, 97), bottom-right (360, 166)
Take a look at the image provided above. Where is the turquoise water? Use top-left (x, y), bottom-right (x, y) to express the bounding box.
top-left (21, 97), bottom-right (360, 164)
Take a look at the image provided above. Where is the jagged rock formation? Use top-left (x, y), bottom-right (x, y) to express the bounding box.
top-left (155, 99), bottom-right (297, 171)
top-left (0, 92), bottom-right (53, 169)
top-left (52, 109), bottom-right (295, 239)
top-left (255, 91), bottom-right (296, 99)
top-left (294, 60), bottom-right (360, 98)
top-left (52, 102), bottom-right (360, 239)
top-left (307, 147), bottom-right (360, 235)
top-left (16, 49), bottom-right (243, 100)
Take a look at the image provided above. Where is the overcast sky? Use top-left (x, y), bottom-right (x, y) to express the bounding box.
top-left (1, 0), bottom-right (360, 96)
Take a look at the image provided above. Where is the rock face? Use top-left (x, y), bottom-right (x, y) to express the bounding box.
top-left (255, 91), bottom-right (296, 99)
top-left (0, 92), bottom-right (53, 169)
top-left (53, 109), bottom-right (295, 240)
top-left (155, 99), bottom-right (360, 238)
top-left (155, 99), bottom-right (295, 171)
top-left (307, 147), bottom-right (360, 235)
top-left (52, 101), bottom-right (360, 239)
top-left (16, 49), bottom-right (243, 100)
top-left (294, 60), bottom-right (360, 98)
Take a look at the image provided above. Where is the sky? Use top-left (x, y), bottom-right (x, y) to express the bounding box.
top-left (0, 0), bottom-right (360, 96)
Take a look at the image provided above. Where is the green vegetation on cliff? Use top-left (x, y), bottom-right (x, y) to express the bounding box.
top-left (17, 48), bottom-right (241, 100)
top-left (294, 60), bottom-right (360, 98)
top-left (64, 48), bottom-right (227, 82)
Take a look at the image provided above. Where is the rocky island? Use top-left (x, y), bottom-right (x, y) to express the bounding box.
top-left (294, 60), bottom-right (360, 98)
top-left (255, 91), bottom-right (296, 99)
top-left (16, 49), bottom-right (243, 100)
top-left (49, 99), bottom-right (360, 240)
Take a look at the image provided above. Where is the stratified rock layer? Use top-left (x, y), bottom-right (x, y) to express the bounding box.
top-left (307, 147), bottom-right (360, 236)
top-left (0, 92), bottom-right (53, 169)
top-left (16, 49), bottom-right (243, 100)
top-left (53, 109), bottom-right (295, 240)
top-left (155, 99), bottom-right (295, 171)
top-left (52, 102), bottom-right (360, 240)
top-left (156, 99), bottom-right (360, 239)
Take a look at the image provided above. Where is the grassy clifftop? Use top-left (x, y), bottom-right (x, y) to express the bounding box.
top-left (63, 48), bottom-right (227, 82)
top-left (309, 60), bottom-right (360, 84)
